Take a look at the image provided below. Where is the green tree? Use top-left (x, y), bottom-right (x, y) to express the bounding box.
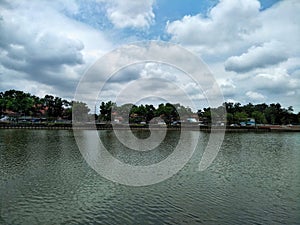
top-left (53, 97), bottom-right (64, 118)
top-left (264, 103), bottom-right (282, 124)
top-left (113, 103), bottom-right (134, 123)
top-left (43, 95), bottom-right (55, 118)
top-left (72, 101), bottom-right (90, 122)
top-left (211, 106), bottom-right (226, 122)
top-left (242, 103), bottom-right (254, 116)
top-left (99, 101), bottom-right (116, 122)
top-left (41, 95), bottom-right (72, 119)
top-left (202, 107), bottom-right (211, 124)
top-left (251, 111), bottom-right (267, 124)
top-left (145, 104), bottom-right (156, 123)
top-left (234, 111), bottom-right (248, 124)
top-left (0, 92), bottom-right (4, 114)
top-left (174, 103), bottom-right (193, 120)
top-left (154, 103), bottom-right (179, 124)
top-left (226, 113), bottom-right (234, 124)
top-left (2, 90), bottom-right (34, 116)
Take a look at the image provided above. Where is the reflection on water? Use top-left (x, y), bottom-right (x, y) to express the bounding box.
top-left (0, 130), bottom-right (299, 224)
top-left (99, 130), bottom-right (181, 165)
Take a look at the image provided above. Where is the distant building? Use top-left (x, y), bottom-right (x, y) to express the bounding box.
top-left (247, 118), bottom-right (256, 126)
top-left (186, 118), bottom-right (198, 123)
top-left (113, 116), bottom-right (124, 123)
top-left (240, 118), bottom-right (255, 126)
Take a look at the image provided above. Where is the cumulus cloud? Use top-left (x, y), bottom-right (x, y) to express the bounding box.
top-left (218, 78), bottom-right (236, 97)
top-left (0, 0), bottom-right (112, 99)
top-left (97, 61), bottom-right (203, 108)
top-left (80, 42), bottom-right (216, 110)
top-left (253, 72), bottom-right (300, 94)
top-left (166, 0), bottom-right (261, 55)
top-left (1, 0), bottom-right (300, 112)
top-left (104, 0), bottom-right (155, 29)
top-left (166, 0), bottom-right (300, 61)
top-left (224, 41), bottom-right (288, 73)
top-left (246, 91), bottom-right (265, 101)
top-left (108, 65), bottom-right (142, 83)
top-left (165, 0), bottom-right (300, 111)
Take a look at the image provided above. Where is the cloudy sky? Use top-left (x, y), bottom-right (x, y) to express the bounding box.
top-left (0, 0), bottom-right (299, 112)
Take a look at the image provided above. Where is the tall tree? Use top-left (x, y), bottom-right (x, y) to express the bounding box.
top-left (72, 101), bottom-right (90, 122)
top-left (99, 101), bottom-right (115, 122)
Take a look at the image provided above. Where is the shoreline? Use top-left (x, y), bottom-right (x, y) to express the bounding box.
top-left (1, 123), bottom-right (300, 132)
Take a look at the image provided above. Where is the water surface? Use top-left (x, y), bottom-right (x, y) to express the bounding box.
top-left (0, 129), bottom-right (299, 224)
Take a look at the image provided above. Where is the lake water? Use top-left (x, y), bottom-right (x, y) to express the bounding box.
top-left (0, 129), bottom-right (299, 225)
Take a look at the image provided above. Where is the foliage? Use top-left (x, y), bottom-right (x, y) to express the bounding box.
top-left (1, 89), bottom-right (299, 125)
top-left (72, 101), bottom-right (90, 122)
top-left (220, 102), bottom-right (298, 125)
top-left (99, 101), bottom-right (116, 122)
top-left (0, 89), bottom-right (75, 121)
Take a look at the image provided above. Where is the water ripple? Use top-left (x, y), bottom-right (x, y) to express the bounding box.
top-left (0, 130), bottom-right (299, 224)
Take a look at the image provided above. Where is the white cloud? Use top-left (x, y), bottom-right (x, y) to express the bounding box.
top-left (249, 0), bottom-right (300, 55)
top-left (76, 40), bottom-right (224, 111)
top-left (224, 41), bottom-right (288, 73)
top-left (166, 0), bottom-right (261, 55)
top-left (97, 62), bottom-right (204, 109)
top-left (218, 78), bottom-right (236, 97)
top-left (104, 0), bottom-right (155, 29)
top-left (166, 0), bottom-right (300, 61)
top-left (165, 0), bottom-right (300, 111)
top-left (1, 0), bottom-right (300, 113)
top-left (246, 91), bottom-right (265, 101)
top-left (253, 71), bottom-right (300, 94)
top-left (0, 0), bottom-right (112, 99)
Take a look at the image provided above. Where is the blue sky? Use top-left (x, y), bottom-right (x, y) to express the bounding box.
top-left (1, 0), bottom-right (300, 112)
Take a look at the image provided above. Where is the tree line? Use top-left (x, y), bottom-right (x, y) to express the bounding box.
top-left (0, 89), bottom-right (89, 121)
top-left (98, 100), bottom-right (300, 125)
top-left (98, 101), bottom-right (194, 124)
top-left (1, 89), bottom-right (300, 125)
top-left (199, 102), bottom-right (300, 125)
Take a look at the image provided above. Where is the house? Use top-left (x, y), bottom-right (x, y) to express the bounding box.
top-left (246, 118), bottom-right (256, 126)
top-left (186, 118), bottom-right (198, 123)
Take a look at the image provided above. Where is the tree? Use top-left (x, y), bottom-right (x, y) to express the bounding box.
top-left (43, 95), bottom-right (55, 118)
top-left (174, 103), bottom-right (193, 119)
top-left (72, 101), bottom-right (90, 122)
top-left (243, 103), bottom-right (254, 116)
top-left (145, 104), bottom-right (156, 123)
top-left (226, 113), bottom-right (234, 124)
top-left (0, 92), bottom-right (4, 114)
top-left (224, 102), bottom-right (234, 114)
top-left (154, 103), bottom-right (179, 124)
top-left (264, 103), bottom-right (282, 124)
top-left (114, 103), bottom-right (134, 123)
top-left (251, 111), bottom-right (267, 124)
top-left (62, 107), bottom-right (72, 120)
top-left (211, 106), bottom-right (226, 122)
top-left (254, 103), bottom-right (268, 112)
top-left (234, 111), bottom-right (248, 124)
top-left (2, 90), bottom-right (34, 116)
top-left (2, 89), bottom-right (300, 126)
top-left (202, 107), bottom-right (211, 124)
top-left (53, 97), bottom-right (64, 118)
top-left (234, 103), bottom-right (241, 112)
top-left (99, 101), bottom-right (115, 122)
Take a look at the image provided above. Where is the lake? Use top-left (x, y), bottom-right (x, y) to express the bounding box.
top-left (0, 129), bottom-right (299, 224)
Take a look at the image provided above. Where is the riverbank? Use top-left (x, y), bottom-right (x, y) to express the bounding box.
top-left (200, 125), bottom-right (300, 132)
top-left (1, 122), bottom-right (300, 132)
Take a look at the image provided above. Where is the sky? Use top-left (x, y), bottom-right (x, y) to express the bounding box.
top-left (0, 0), bottom-right (300, 112)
